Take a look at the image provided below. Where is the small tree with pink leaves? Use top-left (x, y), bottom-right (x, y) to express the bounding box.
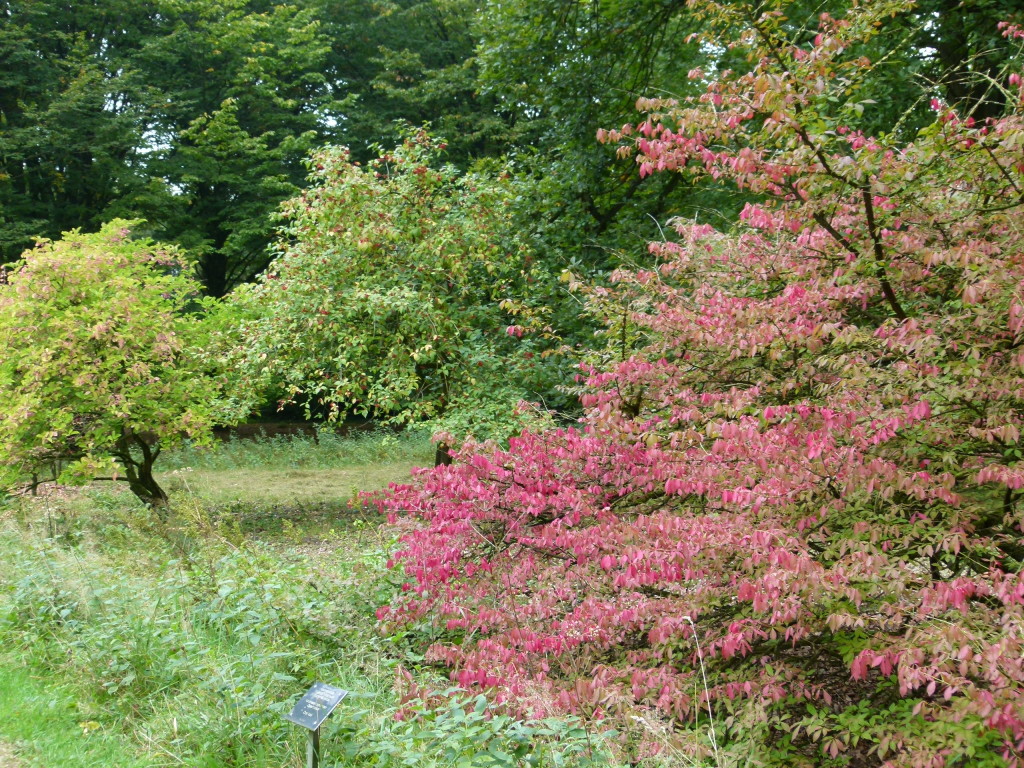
top-left (377, 2), bottom-right (1024, 765)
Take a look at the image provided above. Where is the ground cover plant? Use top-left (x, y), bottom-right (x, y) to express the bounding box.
top-left (0, 434), bottom-right (617, 768)
top-left (376, 2), bottom-right (1024, 765)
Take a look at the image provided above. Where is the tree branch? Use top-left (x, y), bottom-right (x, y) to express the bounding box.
top-left (862, 187), bottom-right (907, 321)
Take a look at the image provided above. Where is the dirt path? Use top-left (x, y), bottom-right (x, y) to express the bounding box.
top-left (0, 740), bottom-right (22, 767)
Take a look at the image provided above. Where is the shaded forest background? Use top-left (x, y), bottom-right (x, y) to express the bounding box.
top-left (3, 0), bottom-right (1015, 298)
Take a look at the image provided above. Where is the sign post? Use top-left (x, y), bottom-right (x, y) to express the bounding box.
top-left (283, 682), bottom-right (348, 768)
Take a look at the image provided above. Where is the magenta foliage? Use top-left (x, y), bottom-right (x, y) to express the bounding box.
top-left (377, 3), bottom-right (1024, 765)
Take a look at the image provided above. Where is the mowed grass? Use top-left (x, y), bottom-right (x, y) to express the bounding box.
top-left (161, 465), bottom-right (418, 506)
top-left (158, 427), bottom-right (433, 507)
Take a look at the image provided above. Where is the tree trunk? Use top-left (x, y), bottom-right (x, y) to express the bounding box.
top-left (116, 431), bottom-right (169, 513)
top-left (126, 463), bottom-right (169, 511)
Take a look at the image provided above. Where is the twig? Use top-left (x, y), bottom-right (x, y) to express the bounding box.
top-left (683, 615), bottom-right (721, 767)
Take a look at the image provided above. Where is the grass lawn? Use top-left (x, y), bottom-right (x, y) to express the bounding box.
top-left (158, 427), bottom-right (433, 507)
top-left (159, 465), bottom-right (417, 507)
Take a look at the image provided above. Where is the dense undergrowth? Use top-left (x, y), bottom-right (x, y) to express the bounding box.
top-left (0, 474), bottom-right (617, 768)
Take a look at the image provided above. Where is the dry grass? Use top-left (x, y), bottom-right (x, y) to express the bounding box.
top-left (0, 740), bottom-right (23, 768)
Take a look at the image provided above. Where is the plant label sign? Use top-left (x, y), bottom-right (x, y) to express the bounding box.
top-left (284, 683), bottom-right (348, 731)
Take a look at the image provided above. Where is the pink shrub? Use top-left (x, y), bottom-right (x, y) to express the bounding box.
top-left (376, 2), bottom-right (1024, 764)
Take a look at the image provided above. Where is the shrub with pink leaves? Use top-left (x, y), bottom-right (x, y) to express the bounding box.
top-left (376, 1), bottom-right (1024, 765)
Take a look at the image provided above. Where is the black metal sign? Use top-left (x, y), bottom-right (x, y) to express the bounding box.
top-left (284, 683), bottom-right (348, 731)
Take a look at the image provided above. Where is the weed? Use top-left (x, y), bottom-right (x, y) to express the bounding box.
top-left (0, 473), bottom-right (625, 768)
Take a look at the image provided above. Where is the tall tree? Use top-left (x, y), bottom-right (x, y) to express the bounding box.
top-left (915, 0), bottom-right (1023, 119)
top-left (0, 0), bottom-right (341, 295)
top-left (0, 0), bottom-right (153, 261)
top-left (312, 0), bottom-right (512, 167)
top-left (475, 0), bottom-right (730, 276)
top-left (127, 0), bottom-right (341, 296)
top-left (232, 131), bottom-right (561, 438)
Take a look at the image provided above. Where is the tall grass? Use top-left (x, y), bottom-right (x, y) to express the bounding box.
top-left (0, 494), bottom-right (394, 767)
top-left (0, 656), bottom-right (157, 768)
top-left (0, 487), bottom-right (620, 768)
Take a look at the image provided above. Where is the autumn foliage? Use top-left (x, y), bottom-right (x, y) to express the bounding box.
top-left (377, 2), bottom-right (1024, 765)
top-left (0, 221), bottom-right (240, 506)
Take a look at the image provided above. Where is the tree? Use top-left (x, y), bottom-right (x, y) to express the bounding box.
top-left (132, 0), bottom-right (341, 296)
top-left (313, 0), bottom-right (513, 168)
top-left (377, 2), bottom-right (1024, 764)
top-left (0, 0), bottom-right (341, 295)
top-left (475, 0), bottom-right (715, 275)
top-left (1, 0), bottom-right (524, 296)
top-left (910, 0), bottom-right (1023, 121)
top-left (0, 220), bottom-right (244, 507)
top-left (0, 0), bottom-right (154, 262)
top-left (232, 131), bottom-right (562, 438)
